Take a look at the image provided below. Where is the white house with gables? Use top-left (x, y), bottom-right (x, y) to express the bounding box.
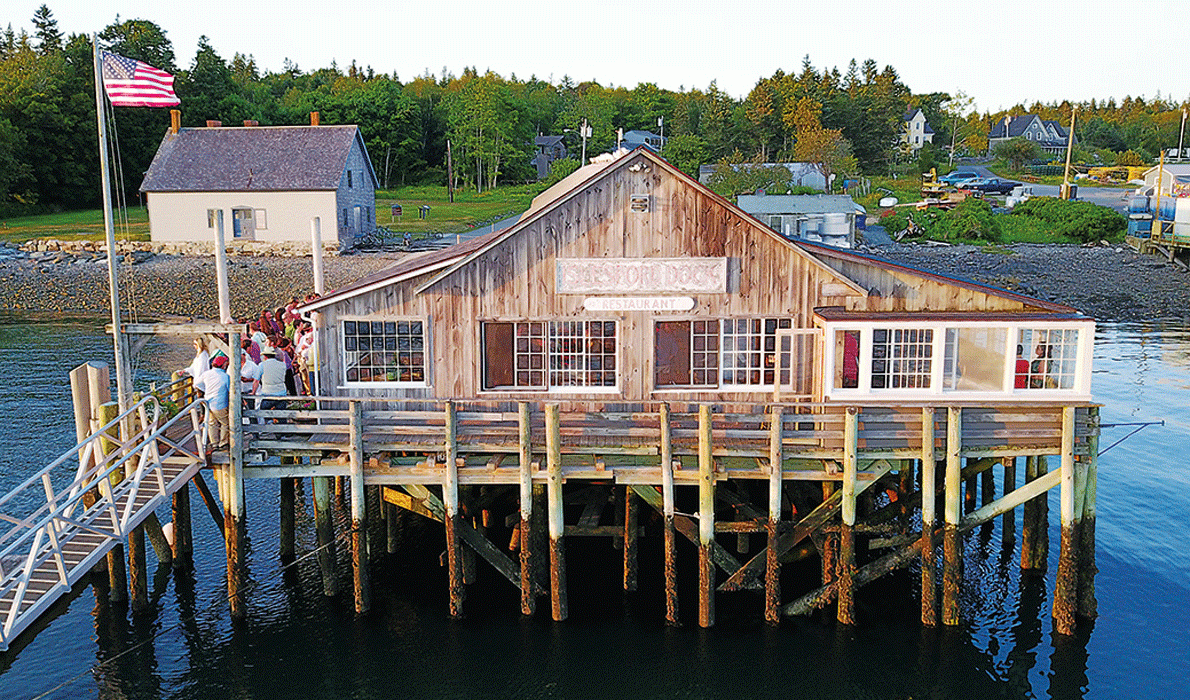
top-left (901, 109), bottom-right (935, 152)
top-left (140, 114), bottom-right (378, 249)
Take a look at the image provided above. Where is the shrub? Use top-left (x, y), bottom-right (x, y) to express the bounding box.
top-left (878, 198), bottom-right (1000, 242)
top-left (1011, 196), bottom-right (1125, 242)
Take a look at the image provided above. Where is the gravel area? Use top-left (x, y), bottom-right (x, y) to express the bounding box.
top-left (0, 243), bottom-right (1186, 323)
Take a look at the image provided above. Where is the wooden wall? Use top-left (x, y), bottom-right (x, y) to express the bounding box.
top-left (317, 153), bottom-right (1041, 406)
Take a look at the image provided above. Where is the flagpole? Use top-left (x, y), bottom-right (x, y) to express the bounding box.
top-left (92, 34), bottom-right (132, 414)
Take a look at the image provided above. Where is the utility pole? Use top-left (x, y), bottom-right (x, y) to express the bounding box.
top-left (658, 115), bottom-right (665, 154)
top-left (581, 117), bottom-right (589, 164)
top-left (1178, 108), bottom-right (1187, 162)
top-left (446, 139), bottom-right (454, 203)
top-left (1060, 107), bottom-right (1077, 201)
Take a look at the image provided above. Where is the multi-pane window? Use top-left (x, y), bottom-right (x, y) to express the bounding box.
top-left (871, 328), bottom-right (933, 389)
top-left (342, 319), bottom-right (426, 384)
top-left (484, 320), bottom-right (617, 390)
top-left (656, 318), bottom-right (791, 389)
top-left (1017, 328), bottom-right (1078, 389)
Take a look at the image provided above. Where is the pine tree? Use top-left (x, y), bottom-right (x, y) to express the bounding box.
top-left (31, 5), bottom-right (62, 54)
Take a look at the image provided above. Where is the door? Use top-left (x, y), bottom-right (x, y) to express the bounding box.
top-left (232, 208), bottom-right (255, 240)
top-left (774, 328), bottom-right (818, 401)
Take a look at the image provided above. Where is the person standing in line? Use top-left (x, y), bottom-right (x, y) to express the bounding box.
top-left (254, 346), bottom-right (289, 419)
top-left (181, 337), bottom-right (210, 380)
top-left (195, 355), bottom-right (231, 449)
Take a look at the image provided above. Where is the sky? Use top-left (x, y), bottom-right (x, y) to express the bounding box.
top-left (16, 0), bottom-right (1190, 113)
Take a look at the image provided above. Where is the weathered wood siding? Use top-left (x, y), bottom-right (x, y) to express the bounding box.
top-left (316, 153), bottom-right (1037, 406)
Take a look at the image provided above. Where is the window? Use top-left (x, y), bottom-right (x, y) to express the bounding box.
top-left (833, 329), bottom-right (860, 389)
top-left (254, 209), bottom-right (268, 230)
top-left (342, 319), bottom-right (426, 384)
top-left (483, 320), bottom-right (617, 391)
top-left (871, 328), bottom-right (933, 389)
top-left (944, 328), bottom-right (1007, 391)
top-left (1017, 328), bottom-right (1078, 389)
top-left (348, 170), bottom-right (353, 188)
top-left (343, 208), bottom-right (349, 227)
top-left (655, 319), bottom-right (790, 389)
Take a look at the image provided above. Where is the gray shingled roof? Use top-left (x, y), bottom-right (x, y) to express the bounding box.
top-left (140, 125), bottom-right (371, 192)
top-left (736, 194), bottom-right (864, 216)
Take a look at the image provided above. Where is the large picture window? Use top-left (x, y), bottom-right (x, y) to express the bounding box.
top-left (342, 319), bottom-right (426, 384)
top-left (656, 318), bottom-right (791, 389)
top-left (484, 320), bottom-right (617, 391)
top-left (1017, 328), bottom-right (1078, 389)
top-left (871, 328), bottom-right (933, 389)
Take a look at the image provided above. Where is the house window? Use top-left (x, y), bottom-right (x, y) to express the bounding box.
top-left (655, 318), bottom-right (791, 389)
top-left (254, 209), bottom-right (268, 230)
top-left (231, 208), bottom-right (255, 239)
top-left (483, 320), bottom-right (617, 391)
top-left (348, 170), bottom-right (353, 188)
top-left (342, 319), bottom-right (426, 384)
top-left (343, 208), bottom-right (349, 227)
top-left (944, 327), bottom-right (1007, 391)
top-left (870, 328), bottom-right (933, 389)
top-left (1017, 328), bottom-right (1079, 389)
top-left (833, 330), bottom-right (860, 389)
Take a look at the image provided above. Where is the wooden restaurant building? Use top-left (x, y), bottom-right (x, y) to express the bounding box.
top-left (276, 146), bottom-right (1098, 631)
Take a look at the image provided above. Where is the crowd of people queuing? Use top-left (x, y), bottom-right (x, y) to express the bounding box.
top-left (178, 293), bottom-right (322, 448)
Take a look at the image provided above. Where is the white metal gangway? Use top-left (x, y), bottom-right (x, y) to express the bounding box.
top-left (0, 396), bottom-right (207, 651)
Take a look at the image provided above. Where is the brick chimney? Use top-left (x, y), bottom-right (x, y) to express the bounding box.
top-left (243, 120), bottom-right (259, 127)
top-left (206, 120), bottom-right (223, 128)
top-left (169, 109), bottom-right (181, 134)
top-left (310, 111), bottom-right (320, 126)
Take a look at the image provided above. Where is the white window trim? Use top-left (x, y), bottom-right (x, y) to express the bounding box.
top-left (339, 315), bottom-right (430, 389)
top-left (479, 319), bottom-right (622, 394)
top-left (821, 319), bottom-right (1094, 402)
top-left (651, 317), bottom-right (795, 394)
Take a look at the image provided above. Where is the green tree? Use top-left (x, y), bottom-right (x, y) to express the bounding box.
top-left (31, 5), bottom-right (61, 54)
top-left (792, 128), bottom-right (856, 192)
top-left (993, 137), bottom-right (1042, 171)
top-left (662, 132), bottom-right (708, 178)
top-left (706, 155), bottom-right (792, 199)
top-left (99, 18), bottom-right (176, 71)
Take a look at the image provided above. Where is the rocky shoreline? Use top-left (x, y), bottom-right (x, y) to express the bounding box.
top-left (0, 240), bottom-right (1186, 323)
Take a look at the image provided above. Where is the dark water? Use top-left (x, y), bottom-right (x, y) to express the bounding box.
top-left (0, 316), bottom-right (1187, 699)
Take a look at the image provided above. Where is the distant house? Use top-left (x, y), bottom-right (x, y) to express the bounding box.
top-left (987, 114), bottom-right (1074, 156)
top-left (531, 135), bottom-right (570, 180)
top-left (140, 114), bottom-right (378, 249)
top-left (698, 162), bottom-right (829, 192)
top-left (736, 194), bottom-right (865, 249)
top-left (1142, 164), bottom-right (1190, 197)
top-left (621, 129), bottom-right (665, 152)
top-left (901, 109), bottom-right (935, 152)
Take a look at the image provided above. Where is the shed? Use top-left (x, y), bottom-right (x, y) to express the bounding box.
top-left (140, 117), bottom-right (378, 249)
top-left (299, 147), bottom-right (1093, 407)
top-left (1142, 164), bottom-right (1190, 197)
top-left (736, 194), bottom-right (866, 248)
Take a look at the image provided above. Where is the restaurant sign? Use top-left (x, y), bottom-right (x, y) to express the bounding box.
top-left (557, 258), bottom-right (728, 294)
top-left (582, 297), bottom-right (695, 312)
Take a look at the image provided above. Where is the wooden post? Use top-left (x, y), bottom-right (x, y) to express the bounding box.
top-left (172, 480), bottom-right (192, 569)
top-left (837, 406), bottom-right (858, 625)
top-left (765, 405), bottom-right (783, 625)
top-left (518, 402), bottom-right (534, 616)
top-left (1021, 455), bottom-right (1050, 570)
top-left (964, 469), bottom-right (977, 514)
top-left (443, 401), bottom-right (464, 619)
top-left (697, 404), bottom-right (715, 628)
top-left (660, 403), bottom-right (678, 626)
top-left (312, 476), bottom-right (338, 596)
top-left (349, 401), bottom-right (371, 614)
top-left (1078, 407), bottom-right (1099, 620)
top-left (623, 486), bottom-right (638, 592)
top-left (820, 482), bottom-right (838, 587)
top-left (981, 464), bottom-right (995, 507)
top-left (96, 401), bottom-right (126, 602)
top-left (385, 501), bottom-right (399, 554)
top-left (546, 404), bottom-right (567, 621)
top-left (128, 523), bottom-right (149, 614)
top-left (279, 477), bottom-right (296, 562)
top-left (225, 329), bottom-right (246, 619)
top-left (942, 407), bottom-right (962, 626)
top-left (1001, 457), bottom-right (1016, 545)
top-left (920, 407), bottom-right (937, 627)
top-left (1052, 406), bottom-right (1078, 635)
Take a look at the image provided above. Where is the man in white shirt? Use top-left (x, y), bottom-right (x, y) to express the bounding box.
top-left (196, 355), bottom-right (232, 449)
top-left (254, 346), bottom-right (289, 417)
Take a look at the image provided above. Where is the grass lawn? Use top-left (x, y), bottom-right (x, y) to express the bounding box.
top-left (0, 207), bottom-right (150, 244)
top-left (375, 184), bottom-right (543, 234)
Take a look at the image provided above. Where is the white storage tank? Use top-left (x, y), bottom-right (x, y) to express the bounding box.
top-left (821, 212), bottom-right (851, 248)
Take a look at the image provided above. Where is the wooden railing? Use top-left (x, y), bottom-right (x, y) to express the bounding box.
top-left (240, 398), bottom-right (1096, 471)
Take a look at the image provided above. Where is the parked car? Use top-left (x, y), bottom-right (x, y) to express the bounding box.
top-left (964, 177), bottom-right (1019, 195)
top-left (939, 170), bottom-right (979, 186)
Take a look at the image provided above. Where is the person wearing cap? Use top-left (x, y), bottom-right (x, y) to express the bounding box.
top-left (195, 354), bottom-right (232, 449)
top-left (254, 345), bottom-right (289, 418)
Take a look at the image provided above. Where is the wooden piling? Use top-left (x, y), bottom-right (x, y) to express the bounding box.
top-left (660, 403), bottom-right (678, 626)
top-left (546, 404), bottom-right (567, 622)
top-left (837, 407), bottom-right (858, 626)
top-left (820, 482), bottom-right (839, 587)
top-left (697, 404), bottom-right (715, 628)
top-left (765, 406), bottom-right (783, 625)
top-left (312, 476), bottom-right (338, 596)
top-left (443, 401), bottom-right (465, 619)
top-left (981, 465), bottom-right (995, 506)
top-left (1001, 457), bottom-right (1016, 545)
top-left (964, 470), bottom-right (977, 514)
top-left (942, 407), bottom-right (962, 626)
top-left (96, 401), bottom-right (126, 602)
top-left (386, 501), bottom-right (399, 554)
top-left (1021, 455), bottom-right (1050, 570)
top-left (128, 524), bottom-right (149, 614)
top-left (518, 402), bottom-right (535, 616)
top-left (349, 402), bottom-right (371, 614)
top-left (623, 486), bottom-right (638, 592)
top-left (1052, 406), bottom-right (1078, 635)
top-left (1078, 407), bottom-right (1099, 620)
top-left (172, 481), bottom-right (192, 569)
top-left (279, 476), bottom-right (296, 562)
top-left (226, 330), bottom-right (246, 619)
top-left (920, 407), bottom-right (937, 627)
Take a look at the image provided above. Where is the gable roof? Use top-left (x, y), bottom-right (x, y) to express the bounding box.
top-left (737, 194), bottom-right (863, 216)
top-left (140, 125), bottom-right (377, 192)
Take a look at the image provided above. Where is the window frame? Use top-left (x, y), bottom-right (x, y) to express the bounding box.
top-left (339, 316), bottom-right (430, 388)
top-left (820, 319), bottom-right (1094, 401)
top-left (653, 317), bottom-right (793, 393)
top-left (481, 319), bottom-right (621, 394)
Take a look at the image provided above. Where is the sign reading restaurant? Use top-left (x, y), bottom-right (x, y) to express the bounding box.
top-left (557, 258), bottom-right (728, 294)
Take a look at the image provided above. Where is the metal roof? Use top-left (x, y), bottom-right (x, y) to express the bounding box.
top-left (736, 194), bottom-right (864, 216)
top-left (140, 125), bottom-right (375, 192)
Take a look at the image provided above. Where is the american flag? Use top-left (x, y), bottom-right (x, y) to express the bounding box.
top-left (101, 51), bottom-right (180, 107)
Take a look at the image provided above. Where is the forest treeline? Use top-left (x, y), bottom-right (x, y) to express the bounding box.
top-left (2, 7), bottom-right (1188, 216)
